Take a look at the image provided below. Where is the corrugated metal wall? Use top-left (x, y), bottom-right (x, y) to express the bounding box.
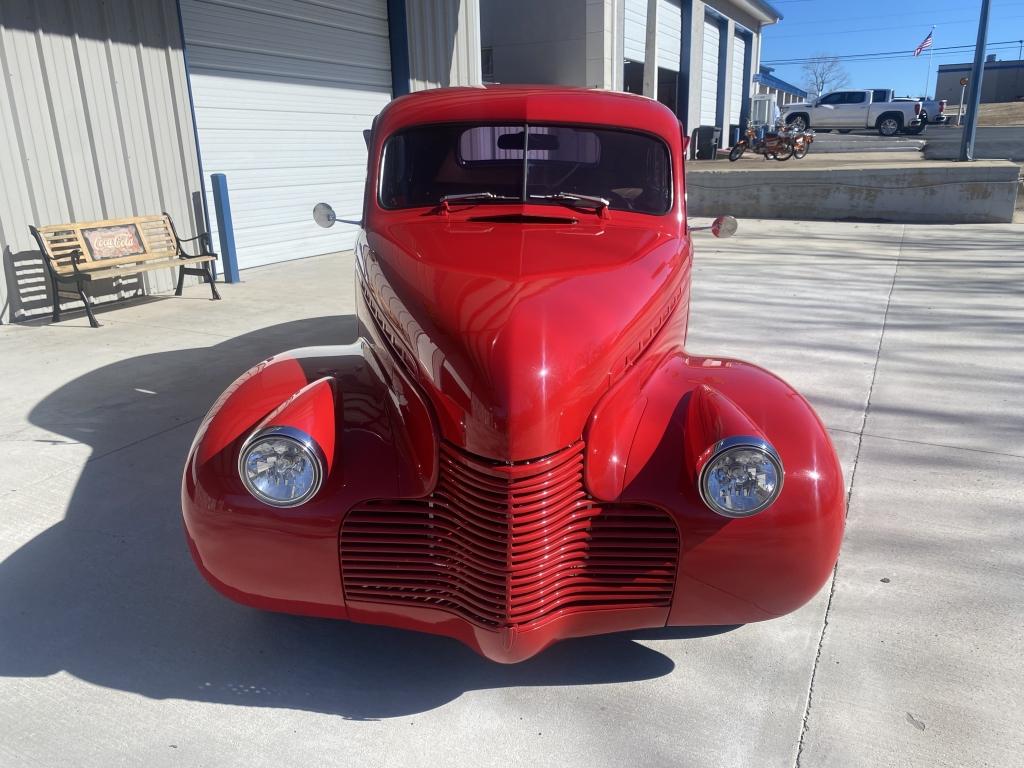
top-left (0, 0), bottom-right (202, 323)
top-left (407, 0), bottom-right (481, 91)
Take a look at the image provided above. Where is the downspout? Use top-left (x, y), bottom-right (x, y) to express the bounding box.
top-left (174, 1), bottom-right (213, 253)
top-left (387, 0), bottom-right (411, 96)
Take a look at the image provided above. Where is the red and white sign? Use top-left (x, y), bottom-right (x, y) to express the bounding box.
top-left (81, 224), bottom-right (145, 260)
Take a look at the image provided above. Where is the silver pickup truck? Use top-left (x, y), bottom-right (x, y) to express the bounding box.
top-left (782, 89), bottom-right (923, 136)
top-left (892, 97), bottom-right (948, 128)
top-left (875, 89), bottom-right (948, 131)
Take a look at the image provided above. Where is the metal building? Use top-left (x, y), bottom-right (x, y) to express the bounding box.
top-left (936, 58), bottom-right (1024, 106)
top-left (0, 0), bottom-right (478, 323)
top-left (482, 0), bottom-right (782, 146)
top-left (2, 0), bottom-right (777, 324)
top-left (0, 0), bottom-right (202, 323)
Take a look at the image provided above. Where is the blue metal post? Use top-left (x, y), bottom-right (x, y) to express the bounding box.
top-left (210, 173), bottom-right (240, 283)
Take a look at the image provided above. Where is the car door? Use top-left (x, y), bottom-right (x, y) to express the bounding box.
top-left (811, 91), bottom-right (845, 126)
top-left (837, 91), bottom-right (870, 127)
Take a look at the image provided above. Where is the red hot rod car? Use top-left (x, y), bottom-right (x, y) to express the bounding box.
top-left (182, 86), bottom-right (845, 663)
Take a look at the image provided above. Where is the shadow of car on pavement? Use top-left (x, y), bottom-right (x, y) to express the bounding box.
top-left (0, 315), bottom-right (737, 719)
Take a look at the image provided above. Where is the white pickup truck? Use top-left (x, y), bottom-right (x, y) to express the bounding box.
top-left (781, 89), bottom-right (923, 136)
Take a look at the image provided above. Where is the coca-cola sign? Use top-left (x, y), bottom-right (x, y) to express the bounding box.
top-left (82, 224), bottom-right (145, 260)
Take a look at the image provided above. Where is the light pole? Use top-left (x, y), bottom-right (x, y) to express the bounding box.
top-left (959, 0), bottom-right (991, 162)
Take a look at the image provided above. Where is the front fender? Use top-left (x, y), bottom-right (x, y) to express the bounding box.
top-left (182, 340), bottom-right (438, 617)
top-left (585, 350), bottom-right (845, 624)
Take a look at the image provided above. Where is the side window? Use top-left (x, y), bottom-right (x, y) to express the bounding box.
top-left (847, 92), bottom-right (867, 104)
top-left (819, 93), bottom-right (844, 106)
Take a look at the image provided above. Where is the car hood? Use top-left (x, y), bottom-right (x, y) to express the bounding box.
top-left (363, 212), bottom-right (689, 461)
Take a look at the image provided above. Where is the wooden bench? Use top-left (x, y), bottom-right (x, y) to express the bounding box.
top-left (29, 212), bottom-right (221, 328)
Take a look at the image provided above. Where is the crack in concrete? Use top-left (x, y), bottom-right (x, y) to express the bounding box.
top-left (88, 416), bottom-right (204, 464)
top-left (828, 427), bottom-right (1024, 461)
top-left (793, 225), bottom-right (905, 768)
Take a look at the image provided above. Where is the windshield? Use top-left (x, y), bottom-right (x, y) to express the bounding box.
top-left (379, 124), bottom-right (672, 215)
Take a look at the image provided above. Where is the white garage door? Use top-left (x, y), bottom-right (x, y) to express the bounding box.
top-left (657, 0), bottom-right (682, 72)
top-left (623, 0), bottom-right (682, 71)
top-left (730, 34), bottom-right (747, 126)
top-left (179, 0), bottom-right (392, 270)
top-left (623, 0), bottom-right (646, 63)
top-left (700, 18), bottom-right (720, 126)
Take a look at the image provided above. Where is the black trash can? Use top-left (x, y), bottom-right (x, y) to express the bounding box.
top-left (690, 125), bottom-right (722, 160)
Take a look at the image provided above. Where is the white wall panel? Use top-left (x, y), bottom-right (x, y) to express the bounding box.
top-left (180, 0), bottom-right (391, 269)
top-left (700, 18), bottom-right (720, 125)
top-left (480, 0), bottom-right (586, 86)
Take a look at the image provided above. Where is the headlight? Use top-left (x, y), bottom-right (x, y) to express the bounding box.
top-left (699, 436), bottom-right (783, 518)
top-left (238, 426), bottom-right (324, 508)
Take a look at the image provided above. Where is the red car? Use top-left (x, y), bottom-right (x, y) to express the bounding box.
top-left (182, 86), bottom-right (845, 663)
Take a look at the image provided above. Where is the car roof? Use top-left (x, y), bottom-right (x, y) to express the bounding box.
top-left (372, 85), bottom-right (684, 146)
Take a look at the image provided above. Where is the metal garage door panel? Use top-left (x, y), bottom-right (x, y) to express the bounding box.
top-left (623, 0), bottom-right (681, 71)
top-left (730, 34), bottom-right (747, 126)
top-left (180, 0), bottom-right (391, 270)
top-left (623, 0), bottom-right (645, 63)
top-left (657, 0), bottom-right (681, 72)
top-left (700, 19), bottom-right (720, 125)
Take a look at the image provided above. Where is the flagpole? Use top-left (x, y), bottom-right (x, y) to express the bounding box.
top-left (924, 26), bottom-right (935, 96)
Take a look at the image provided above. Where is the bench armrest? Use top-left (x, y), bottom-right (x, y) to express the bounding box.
top-left (176, 232), bottom-right (217, 258)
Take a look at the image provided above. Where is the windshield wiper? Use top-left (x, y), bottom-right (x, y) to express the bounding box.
top-left (439, 192), bottom-right (519, 204)
top-left (529, 192), bottom-right (610, 217)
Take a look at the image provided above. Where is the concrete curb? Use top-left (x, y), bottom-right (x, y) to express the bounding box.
top-left (686, 160), bottom-right (1021, 224)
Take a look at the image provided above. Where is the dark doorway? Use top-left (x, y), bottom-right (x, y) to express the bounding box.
top-left (622, 61), bottom-right (678, 114)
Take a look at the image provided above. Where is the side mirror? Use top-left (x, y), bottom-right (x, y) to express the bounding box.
top-left (313, 203), bottom-right (362, 229)
top-left (313, 202), bottom-right (336, 228)
top-left (690, 215), bottom-right (738, 239)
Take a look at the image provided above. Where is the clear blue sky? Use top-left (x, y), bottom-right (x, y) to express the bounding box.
top-left (760, 0), bottom-right (1024, 98)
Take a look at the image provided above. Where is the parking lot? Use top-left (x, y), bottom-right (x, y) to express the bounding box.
top-left (1, 219), bottom-right (1021, 767)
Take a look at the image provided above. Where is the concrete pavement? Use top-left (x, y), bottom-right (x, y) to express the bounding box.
top-left (1, 219), bottom-right (1021, 767)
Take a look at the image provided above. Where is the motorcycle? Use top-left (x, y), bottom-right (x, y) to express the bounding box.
top-left (728, 120), bottom-right (814, 162)
top-left (791, 128), bottom-right (815, 159)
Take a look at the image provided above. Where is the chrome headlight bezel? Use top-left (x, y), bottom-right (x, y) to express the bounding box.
top-left (238, 426), bottom-right (325, 508)
top-left (698, 436), bottom-right (784, 518)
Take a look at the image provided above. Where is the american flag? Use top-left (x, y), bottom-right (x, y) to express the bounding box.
top-left (914, 31), bottom-right (934, 57)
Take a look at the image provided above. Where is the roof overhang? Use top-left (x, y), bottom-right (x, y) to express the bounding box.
top-left (726, 0), bottom-right (783, 26)
top-left (753, 71), bottom-right (807, 98)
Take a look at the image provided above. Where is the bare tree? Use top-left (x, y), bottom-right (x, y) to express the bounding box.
top-left (801, 55), bottom-right (850, 99)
